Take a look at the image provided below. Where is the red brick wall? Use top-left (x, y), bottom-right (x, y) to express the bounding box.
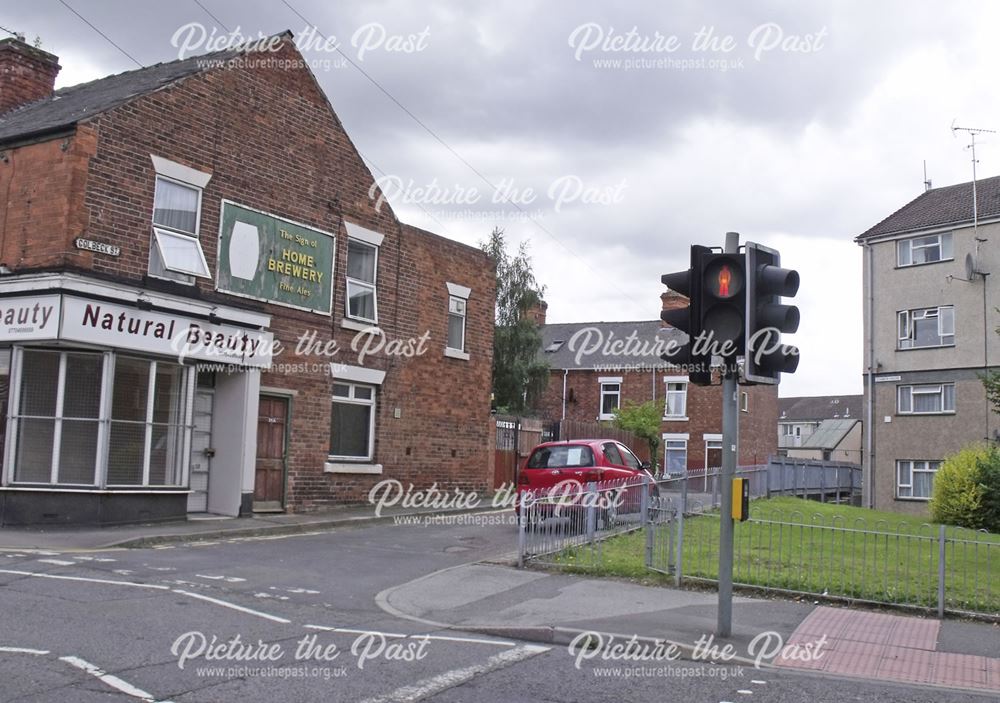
top-left (0, 126), bottom-right (96, 270)
top-left (537, 367), bottom-right (778, 470)
top-left (0, 38), bottom-right (496, 511)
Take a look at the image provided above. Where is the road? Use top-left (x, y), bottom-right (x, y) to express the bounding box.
top-left (0, 515), bottom-right (995, 702)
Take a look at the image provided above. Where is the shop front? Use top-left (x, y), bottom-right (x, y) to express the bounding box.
top-left (0, 277), bottom-right (273, 526)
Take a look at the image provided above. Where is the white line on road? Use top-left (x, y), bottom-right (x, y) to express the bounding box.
top-left (0, 647), bottom-right (49, 655)
top-left (304, 624), bottom-right (407, 638)
top-left (417, 634), bottom-right (518, 647)
top-left (359, 644), bottom-right (550, 703)
top-left (59, 655), bottom-right (169, 703)
top-left (172, 589), bottom-right (291, 624)
top-left (36, 559), bottom-right (75, 566)
top-left (751, 680), bottom-right (767, 685)
top-left (0, 569), bottom-right (169, 590)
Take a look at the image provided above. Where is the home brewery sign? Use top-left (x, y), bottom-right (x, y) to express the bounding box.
top-left (216, 200), bottom-right (336, 314)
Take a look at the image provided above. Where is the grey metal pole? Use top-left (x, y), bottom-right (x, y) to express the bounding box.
top-left (717, 230), bottom-right (739, 638)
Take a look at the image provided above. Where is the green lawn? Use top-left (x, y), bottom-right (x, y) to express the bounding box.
top-left (550, 497), bottom-right (1000, 614)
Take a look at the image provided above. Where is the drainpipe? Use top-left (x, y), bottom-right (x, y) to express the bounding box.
top-left (561, 368), bottom-right (569, 420)
top-left (865, 241), bottom-right (876, 509)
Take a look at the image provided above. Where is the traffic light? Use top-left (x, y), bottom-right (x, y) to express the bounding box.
top-left (700, 252), bottom-right (746, 358)
top-left (660, 245), bottom-right (712, 385)
top-left (744, 241), bottom-right (800, 384)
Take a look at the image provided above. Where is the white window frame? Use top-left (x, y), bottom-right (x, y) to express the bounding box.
top-left (896, 459), bottom-right (941, 500)
top-left (598, 376), bottom-right (622, 420)
top-left (328, 381), bottom-right (376, 462)
top-left (345, 238), bottom-right (379, 324)
top-left (897, 232), bottom-right (953, 267)
top-left (662, 432), bottom-right (689, 475)
top-left (740, 391), bottom-right (749, 413)
top-left (445, 282), bottom-right (471, 360)
top-left (149, 156), bottom-right (212, 284)
top-left (663, 376), bottom-right (688, 420)
top-left (897, 383), bottom-right (955, 415)
top-left (897, 305), bottom-right (954, 349)
top-left (5, 347), bottom-right (194, 489)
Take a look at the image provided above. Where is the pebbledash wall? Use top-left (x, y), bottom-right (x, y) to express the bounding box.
top-left (0, 35), bottom-right (495, 525)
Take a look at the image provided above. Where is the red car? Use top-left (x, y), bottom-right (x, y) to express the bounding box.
top-left (516, 439), bottom-right (655, 526)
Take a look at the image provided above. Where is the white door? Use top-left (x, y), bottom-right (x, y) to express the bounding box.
top-left (187, 388), bottom-right (214, 513)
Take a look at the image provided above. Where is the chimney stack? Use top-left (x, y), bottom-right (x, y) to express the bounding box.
top-left (0, 37), bottom-right (60, 116)
top-left (525, 299), bottom-right (547, 326)
top-left (660, 290), bottom-right (687, 326)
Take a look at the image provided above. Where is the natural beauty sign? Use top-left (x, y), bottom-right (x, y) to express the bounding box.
top-left (216, 200), bottom-right (336, 314)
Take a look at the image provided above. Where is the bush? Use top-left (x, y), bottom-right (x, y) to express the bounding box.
top-left (930, 444), bottom-right (1000, 532)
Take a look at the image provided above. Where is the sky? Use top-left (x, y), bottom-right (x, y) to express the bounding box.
top-left (5, 0), bottom-right (999, 397)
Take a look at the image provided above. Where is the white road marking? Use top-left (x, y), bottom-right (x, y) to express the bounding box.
top-left (284, 587), bottom-right (320, 594)
top-left (113, 569), bottom-right (135, 576)
top-left (60, 655), bottom-right (168, 702)
top-left (737, 691), bottom-right (753, 695)
top-left (195, 574), bottom-right (246, 582)
top-left (37, 559), bottom-right (75, 566)
top-left (0, 569), bottom-right (169, 590)
top-left (417, 634), bottom-right (517, 647)
top-left (94, 558), bottom-right (116, 562)
top-left (360, 644), bottom-right (549, 703)
top-left (73, 556), bottom-right (95, 561)
top-left (303, 624), bottom-right (409, 639)
top-left (253, 592), bottom-right (290, 600)
top-left (751, 680), bottom-right (767, 685)
top-left (0, 646), bottom-right (49, 655)
top-left (171, 589), bottom-right (291, 624)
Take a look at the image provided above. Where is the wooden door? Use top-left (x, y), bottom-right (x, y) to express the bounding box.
top-left (254, 395), bottom-right (288, 510)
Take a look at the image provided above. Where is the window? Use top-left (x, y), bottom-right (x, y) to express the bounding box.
top-left (13, 350), bottom-right (102, 484)
top-left (149, 174), bottom-right (211, 281)
top-left (444, 283), bottom-right (471, 359)
top-left (740, 391), bottom-right (749, 412)
top-left (664, 438), bottom-right (687, 475)
top-left (898, 306), bottom-right (954, 349)
top-left (663, 378), bottom-right (687, 419)
top-left (599, 379), bottom-right (621, 419)
top-left (526, 444), bottom-right (595, 469)
top-left (602, 442), bottom-right (624, 466)
top-left (897, 232), bottom-right (953, 267)
top-left (447, 296), bottom-right (466, 351)
top-left (898, 383), bottom-right (955, 414)
top-left (346, 239), bottom-right (378, 323)
top-left (897, 460), bottom-right (941, 499)
top-left (9, 349), bottom-right (192, 488)
top-left (330, 382), bottom-right (375, 460)
top-left (616, 443), bottom-right (641, 470)
top-left (107, 357), bottom-right (187, 486)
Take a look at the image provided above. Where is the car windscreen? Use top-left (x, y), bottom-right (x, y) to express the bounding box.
top-left (526, 445), bottom-right (595, 469)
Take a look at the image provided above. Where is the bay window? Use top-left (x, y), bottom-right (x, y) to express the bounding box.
top-left (7, 348), bottom-right (193, 488)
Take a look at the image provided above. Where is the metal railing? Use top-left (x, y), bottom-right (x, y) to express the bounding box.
top-left (516, 465), bottom-right (1000, 618)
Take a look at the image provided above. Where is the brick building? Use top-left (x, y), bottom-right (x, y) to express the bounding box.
top-left (535, 294), bottom-right (778, 473)
top-left (0, 35), bottom-right (494, 525)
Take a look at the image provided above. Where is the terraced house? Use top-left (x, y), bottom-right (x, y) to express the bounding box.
top-left (858, 176), bottom-right (1000, 513)
top-left (0, 35), bottom-right (494, 525)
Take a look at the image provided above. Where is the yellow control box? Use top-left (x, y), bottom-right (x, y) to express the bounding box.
top-left (732, 477), bottom-right (750, 522)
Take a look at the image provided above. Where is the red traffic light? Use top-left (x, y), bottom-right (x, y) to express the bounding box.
top-left (703, 256), bottom-right (744, 300)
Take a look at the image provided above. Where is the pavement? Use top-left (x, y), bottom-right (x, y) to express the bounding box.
top-left (0, 503), bottom-right (509, 550)
top-left (376, 560), bottom-right (1000, 696)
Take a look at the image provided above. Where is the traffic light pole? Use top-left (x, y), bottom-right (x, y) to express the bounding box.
top-left (717, 230), bottom-right (739, 638)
